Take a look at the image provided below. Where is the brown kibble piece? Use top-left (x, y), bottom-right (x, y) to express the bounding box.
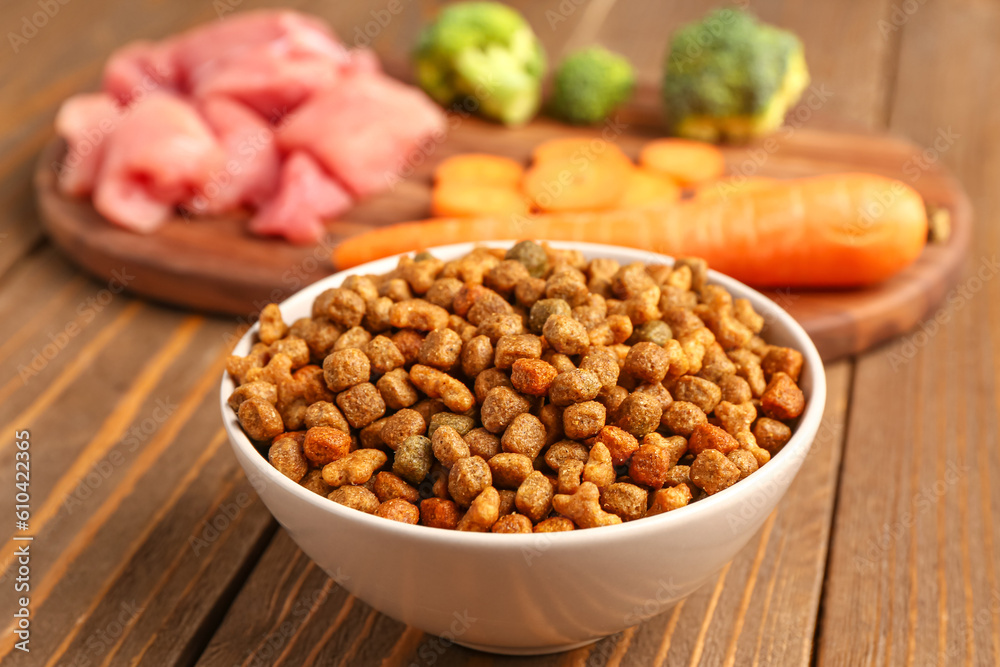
top-left (480, 386), bottom-right (531, 433)
top-left (488, 453), bottom-right (534, 488)
top-left (336, 383), bottom-right (386, 428)
top-left (552, 482), bottom-right (622, 528)
top-left (464, 428), bottom-right (501, 460)
top-left (375, 498), bottom-right (419, 524)
top-left (420, 498), bottom-right (460, 529)
top-left (544, 440), bottom-right (589, 472)
top-left (431, 425), bottom-right (471, 468)
top-left (690, 449), bottom-right (741, 495)
top-left (534, 517), bottom-right (575, 532)
top-left (304, 401), bottom-right (349, 433)
top-left (492, 513), bottom-right (533, 533)
top-left (614, 392), bottom-right (662, 438)
top-left (373, 471), bottom-right (420, 503)
top-left (582, 442), bottom-right (616, 488)
top-left (715, 401), bottom-right (757, 436)
top-left (753, 418), bottom-right (793, 454)
top-left (321, 449), bottom-right (387, 487)
top-left (269, 435), bottom-right (308, 482)
top-left (670, 376), bottom-right (722, 414)
top-left (364, 335), bottom-right (405, 375)
top-left (300, 469), bottom-right (333, 496)
top-left (461, 335), bottom-right (494, 377)
top-left (393, 435), bottom-right (434, 484)
top-left (728, 449), bottom-right (759, 480)
top-left (501, 413), bottom-right (547, 459)
top-left (418, 328), bottom-right (464, 370)
top-left (718, 374), bottom-right (752, 404)
top-left (323, 348), bottom-right (370, 392)
top-left (227, 381), bottom-right (277, 412)
top-left (662, 401), bottom-right (708, 437)
top-left (314, 288), bottom-right (366, 329)
top-left (664, 465), bottom-right (691, 488)
top-left (624, 342), bottom-right (670, 384)
top-left (303, 426), bottom-right (352, 466)
top-left (239, 398), bottom-right (285, 441)
top-left (762, 347), bottom-right (804, 382)
top-left (600, 482), bottom-right (648, 521)
top-left (563, 401), bottom-right (606, 440)
top-left (628, 443), bottom-right (673, 489)
top-left (457, 486), bottom-right (501, 531)
top-left (761, 372), bottom-right (805, 420)
top-left (448, 456), bottom-right (492, 507)
top-left (515, 471), bottom-right (555, 523)
top-left (646, 484), bottom-right (692, 516)
top-left (688, 423), bottom-right (739, 456)
top-left (557, 459), bottom-right (584, 494)
top-left (328, 486), bottom-right (380, 514)
top-left (410, 364), bottom-right (475, 413)
top-left (543, 315), bottom-right (590, 355)
top-left (258, 303), bottom-right (288, 344)
top-left (379, 409), bottom-right (427, 450)
top-left (389, 299), bottom-right (450, 331)
top-left (510, 358), bottom-right (558, 396)
top-left (549, 369), bottom-right (602, 406)
top-left (595, 425), bottom-right (639, 466)
top-left (494, 334), bottom-right (543, 369)
top-left (376, 368), bottom-right (419, 410)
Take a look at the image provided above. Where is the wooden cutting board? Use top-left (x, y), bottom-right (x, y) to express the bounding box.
top-left (35, 114), bottom-right (971, 361)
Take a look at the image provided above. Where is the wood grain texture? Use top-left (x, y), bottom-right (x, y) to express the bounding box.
top-left (817, 0), bottom-right (1000, 665)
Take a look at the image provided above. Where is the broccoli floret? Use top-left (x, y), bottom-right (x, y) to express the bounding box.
top-left (662, 8), bottom-right (810, 142)
top-left (414, 2), bottom-right (546, 126)
top-left (549, 47), bottom-right (635, 125)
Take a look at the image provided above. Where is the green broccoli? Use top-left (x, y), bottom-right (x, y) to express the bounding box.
top-left (413, 2), bottom-right (546, 126)
top-left (662, 8), bottom-right (810, 142)
top-left (549, 47), bottom-right (635, 125)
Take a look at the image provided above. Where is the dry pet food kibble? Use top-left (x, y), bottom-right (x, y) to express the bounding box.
top-left (229, 242), bottom-right (806, 531)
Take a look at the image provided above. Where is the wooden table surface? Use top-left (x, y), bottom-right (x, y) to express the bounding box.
top-left (1, 1), bottom-right (998, 665)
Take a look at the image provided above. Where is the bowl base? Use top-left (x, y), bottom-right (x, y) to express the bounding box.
top-left (453, 636), bottom-right (601, 656)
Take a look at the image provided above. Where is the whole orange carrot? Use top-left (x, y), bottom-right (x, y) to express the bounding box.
top-left (333, 173), bottom-right (928, 287)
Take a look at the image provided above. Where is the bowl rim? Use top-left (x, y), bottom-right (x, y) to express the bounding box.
top-left (221, 240), bottom-right (827, 545)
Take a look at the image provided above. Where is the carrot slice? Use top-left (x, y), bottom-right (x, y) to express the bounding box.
top-left (531, 137), bottom-right (632, 168)
top-left (434, 153), bottom-right (524, 188)
top-left (522, 153), bottom-right (630, 212)
top-left (639, 139), bottom-right (726, 186)
top-left (431, 183), bottom-right (529, 217)
top-left (691, 176), bottom-right (779, 203)
top-left (333, 173), bottom-right (928, 288)
top-left (619, 168), bottom-right (682, 208)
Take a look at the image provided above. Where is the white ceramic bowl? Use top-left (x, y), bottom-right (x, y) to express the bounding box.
top-left (221, 241), bottom-right (826, 655)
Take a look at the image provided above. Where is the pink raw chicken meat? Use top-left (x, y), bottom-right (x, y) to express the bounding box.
top-left (193, 96), bottom-right (281, 215)
top-left (250, 151), bottom-right (353, 244)
top-left (94, 92), bottom-right (224, 233)
top-left (54, 93), bottom-right (121, 196)
top-left (102, 40), bottom-right (178, 104)
top-left (279, 72), bottom-right (447, 197)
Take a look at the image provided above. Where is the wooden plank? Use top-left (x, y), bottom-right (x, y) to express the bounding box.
top-left (818, 0), bottom-right (1000, 665)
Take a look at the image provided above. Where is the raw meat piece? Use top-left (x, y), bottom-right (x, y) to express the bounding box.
top-left (279, 72), bottom-right (447, 196)
top-left (94, 92), bottom-right (224, 233)
top-left (102, 40), bottom-right (178, 104)
top-left (54, 93), bottom-right (121, 196)
top-left (192, 96), bottom-right (281, 214)
top-left (249, 151), bottom-right (354, 244)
